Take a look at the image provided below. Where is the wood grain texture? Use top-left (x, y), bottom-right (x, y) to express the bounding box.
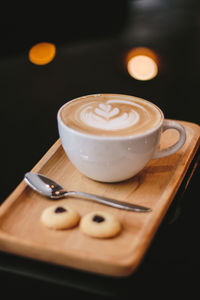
top-left (0, 120), bottom-right (199, 277)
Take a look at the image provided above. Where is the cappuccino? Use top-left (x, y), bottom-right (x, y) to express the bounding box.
top-left (60, 94), bottom-right (163, 137)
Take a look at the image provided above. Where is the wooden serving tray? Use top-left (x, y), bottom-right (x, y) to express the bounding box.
top-left (0, 120), bottom-right (199, 277)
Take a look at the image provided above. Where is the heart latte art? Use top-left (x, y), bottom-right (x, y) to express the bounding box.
top-left (60, 94), bottom-right (162, 137)
top-left (80, 101), bottom-right (140, 131)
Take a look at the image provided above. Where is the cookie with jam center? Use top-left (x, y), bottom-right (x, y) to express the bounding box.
top-left (40, 204), bottom-right (80, 230)
top-left (80, 211), bottom-right (121, 238)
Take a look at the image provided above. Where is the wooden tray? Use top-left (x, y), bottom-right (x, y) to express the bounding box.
top-left (0, 120), bottom-right (199, 277)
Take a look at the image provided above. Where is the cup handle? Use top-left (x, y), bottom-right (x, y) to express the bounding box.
top-left (152, 120), bottom-right (186, 159)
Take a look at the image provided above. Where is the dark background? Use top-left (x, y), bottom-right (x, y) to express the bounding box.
top-left (0, 0), bottom-right (199, 298)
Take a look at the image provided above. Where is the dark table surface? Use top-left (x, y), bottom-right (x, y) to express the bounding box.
top-left (0, 1), bottom-right (199, 298)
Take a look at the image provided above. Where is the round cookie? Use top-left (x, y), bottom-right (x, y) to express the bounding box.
top-left (41, 204), bottom-right (80, 230)
top-left (80, 211), bottom-right (121, 238)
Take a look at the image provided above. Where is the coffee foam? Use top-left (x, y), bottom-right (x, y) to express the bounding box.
top-left (60, 94), bottom-right (162, 137)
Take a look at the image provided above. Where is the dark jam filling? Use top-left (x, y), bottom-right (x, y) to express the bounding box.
top-left (55, 207), bottom-right (67, 213)
top-left (93, 215), bottom-right (105, 223)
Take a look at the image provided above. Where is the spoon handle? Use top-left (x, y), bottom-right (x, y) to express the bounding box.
top-left (66, 191), bottom-right (151, 212)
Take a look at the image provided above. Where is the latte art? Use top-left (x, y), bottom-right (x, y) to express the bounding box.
top-left (79, 101), bottom-right (140, 131)
top-left (60, 94), bottom-right (163, 137)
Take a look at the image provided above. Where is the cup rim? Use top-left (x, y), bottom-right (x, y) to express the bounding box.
top-left (57, 93), bottom-right (164, 140)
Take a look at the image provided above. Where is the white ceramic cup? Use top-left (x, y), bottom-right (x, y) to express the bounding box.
top-left (57, 95), bottom-right (186, 182)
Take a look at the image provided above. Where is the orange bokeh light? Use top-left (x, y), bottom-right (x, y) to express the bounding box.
top-left (126, 47), bottom-right (158, 81)
top-left (29, 42), bottom-right (56, 65)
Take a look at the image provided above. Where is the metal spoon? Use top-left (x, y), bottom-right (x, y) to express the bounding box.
top-left (24, 172), bottom-right (151, 212)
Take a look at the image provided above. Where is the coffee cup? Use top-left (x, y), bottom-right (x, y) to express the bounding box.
top-left (57, 94), bottom-right (186, 182)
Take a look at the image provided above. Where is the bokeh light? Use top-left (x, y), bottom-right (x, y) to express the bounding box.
top-left (29, 42), bottom-right (56, 65)
top-left (126, 47), bottom-right (158, 81)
